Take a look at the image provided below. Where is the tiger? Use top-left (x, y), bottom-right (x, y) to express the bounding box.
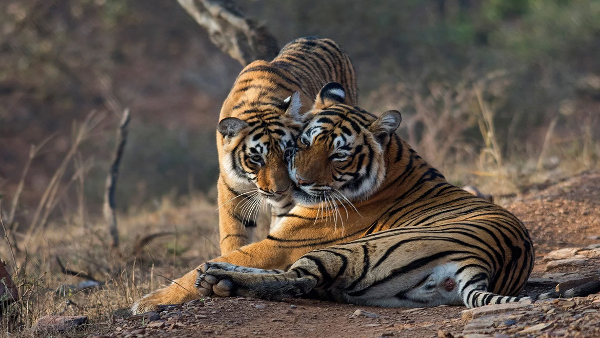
top-left (131, 38), bottom-right (357, 314)
top-left (215, 37), bottom-right (357, 255)
top-left (195, 82), bottom-right (535, 309)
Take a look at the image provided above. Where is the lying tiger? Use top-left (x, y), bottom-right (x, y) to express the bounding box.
top-left (195, 83), bottom-right (535, 308)
top-left (132, 38), bottom-right (357, 314)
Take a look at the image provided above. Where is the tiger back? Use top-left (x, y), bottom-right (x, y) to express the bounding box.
top-left (216, 37), bottom-right (358, 255)
top-left (197, 83), bottom-right (535, 308)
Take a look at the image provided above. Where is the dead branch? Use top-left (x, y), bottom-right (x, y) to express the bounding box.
top-left (0, 260), bottom-right (18, 317)
top-left (177, 0), bottom-right (279, 66)
top-left (104, 109), bottom-right (131, 249)
top-left (132, 231), bottom-right (175, 258)
top-left (55, 256), bottom-right (98, 282)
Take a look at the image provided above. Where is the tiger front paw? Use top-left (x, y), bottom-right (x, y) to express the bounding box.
top-left (196, 262), bottom-right (235, 297)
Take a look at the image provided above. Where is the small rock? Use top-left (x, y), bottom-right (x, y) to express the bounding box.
top-left (437, 329), bottom-right (454, 338)
top-left (380, 332), bottom-right (395, 337)
top-left (34, 315), bottom-right (88, 332)
top-left (518, 322), bottom-right (553, 334)
top-left (352, 309), bottom-right (380, 318)
top-left (254, 303), bottom-right (266, 309)
top-left (364, 323), bottom-right (381, 327)
top-left (543, 248), bottom-right (582, 261)
top-left (271, 318), bottom-right (284, 322)
top-left (146, 321), bottom-right (165, 329)
top-left (290, 305), bottom-right (297, 309)
top-left (461, 300), bottom-right (532, 321)
top-left (556, 276), bottom-right (599, 293)
top-left (578, 248), bottom-right (600, 258)
top-left (131, 328), bottom-right (146, 335)
top-left (545, 258), bottom-right (587, 271)
top-left (503, 319), bottom-right (516, 326)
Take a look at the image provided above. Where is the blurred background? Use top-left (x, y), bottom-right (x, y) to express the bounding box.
top-left (1, 1), bottom-right (600, 329)
top-left (1, 0), bottom-right (600, 228)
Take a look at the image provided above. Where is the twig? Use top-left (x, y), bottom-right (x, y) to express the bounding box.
top-left (176, 0), bottom-right (279, 66)
top-left (104, 109), bottom-right (131, 249)
top-left (55, 256), bottom-right (98, 282)
top-left (536, 117), bottom-right (558, 171)
top-left (132, 231), bottom-right (174, 257)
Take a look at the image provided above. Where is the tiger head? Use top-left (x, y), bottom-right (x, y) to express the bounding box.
top-left (218, 88), bottom-right (303, 205)
top-left (289, 82), bottom-right (402, 205)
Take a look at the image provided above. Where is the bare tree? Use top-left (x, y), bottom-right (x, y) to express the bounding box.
top-left (104, 109), bottom-right (130, 249)
top-left (177, 0), bottom-right (279, 66)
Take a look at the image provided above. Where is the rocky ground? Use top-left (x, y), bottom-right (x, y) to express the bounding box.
top-left (36, 171), bottom-right (600, 337)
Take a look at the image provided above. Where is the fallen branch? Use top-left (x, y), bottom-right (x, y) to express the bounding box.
top-left (55, 256), bottom-right (98, 282)
top-left (132, 231), bottom-right (175, 258)
top-left (177, 0), bottom-right (279, 66)
top-left (104, 109), bottom-right (131, 249)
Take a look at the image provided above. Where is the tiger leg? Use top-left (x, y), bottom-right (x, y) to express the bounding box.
top-left (457, 267), bottom-right (531, 308)
top-left (131, 238), bottom-right (299, 314)
top-left (197, 261), bottom-right (317, 300)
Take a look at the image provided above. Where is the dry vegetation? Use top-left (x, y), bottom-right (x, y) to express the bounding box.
top-left (1, 0), bottom-right (600, 336)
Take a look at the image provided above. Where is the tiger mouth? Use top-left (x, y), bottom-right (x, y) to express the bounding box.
top-left (259, 185), bottom-right (292, 201)
top-left (292, 186), bottom-right (331, 205)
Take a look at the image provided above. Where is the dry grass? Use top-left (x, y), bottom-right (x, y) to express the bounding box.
top-left (1, 193), bottom-right (220, 336)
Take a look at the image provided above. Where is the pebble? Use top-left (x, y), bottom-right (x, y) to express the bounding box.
top-left (518, 322), bottom-right (553, 334)
top-left (352, 309), bottom-right (381, 318)
top-left (34, 315), bottom-right (88, 332)
top-left (545, 258), bottom-right (587, 271)
top-left (461, 301), bottom-right (532, 321)
top-left (543, 248), bottom-right (581, 261)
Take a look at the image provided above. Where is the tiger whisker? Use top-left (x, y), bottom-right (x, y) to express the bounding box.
top-left (332, 191), bottom-right (349, 220)
top-left (314, 195), bottom-right (322, 225)
top-left (335, 189), bottom-right (361, 217)
top-left (215, 189), bottom-right (259, 212)
top-left (330, 193), bottom-right (346, 234)
top-left (332, 193), bottom-right (345, 227)
top-left (323, 194), bottom-right (337, 231)
top-left (238, 198), bottom-right (255, 222)
top-left (239, 191), bottom-right (260, 222)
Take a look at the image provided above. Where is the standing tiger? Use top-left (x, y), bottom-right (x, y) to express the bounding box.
top-left (131, 38), bottom-right (357, 314)
top-left (195, 83), bottom-right (535, 308)
top-left (216, 37), bottom-right (357, 255)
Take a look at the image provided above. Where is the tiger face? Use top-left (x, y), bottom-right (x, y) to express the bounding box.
top-left (289, 83), bottom-right (402, 205)
top-left (218, 92), bottom-right (303, 205)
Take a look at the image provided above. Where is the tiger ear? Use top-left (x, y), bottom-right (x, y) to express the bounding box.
top-left (368, 110), bottom-right (402, 144)
top-left (218, 117), bottom-right (249, 138)
top-left (312, 82), bottom-right (346, 111)
top-left (282, 91), bottom-right (302, 121)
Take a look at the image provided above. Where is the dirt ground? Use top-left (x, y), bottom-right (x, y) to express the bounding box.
top-left (98, 170), bottom-right (600, 338)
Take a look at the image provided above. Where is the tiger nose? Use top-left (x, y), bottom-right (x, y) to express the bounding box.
top-left (295, 174), bottom-right (313, 186)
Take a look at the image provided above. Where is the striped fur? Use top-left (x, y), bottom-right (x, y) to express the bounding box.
top-left (131, 39), bottom-right (357, 314)
top-left (195, 83), bottom-right (535, 308)
top-left (216, 37), bottom-right (357, 255)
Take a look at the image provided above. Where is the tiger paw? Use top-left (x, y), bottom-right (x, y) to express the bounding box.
top-left (196, 263), bottom-right (235, 297)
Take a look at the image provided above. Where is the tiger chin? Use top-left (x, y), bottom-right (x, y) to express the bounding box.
top-left (196, 82), bottom-right (535, 309)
